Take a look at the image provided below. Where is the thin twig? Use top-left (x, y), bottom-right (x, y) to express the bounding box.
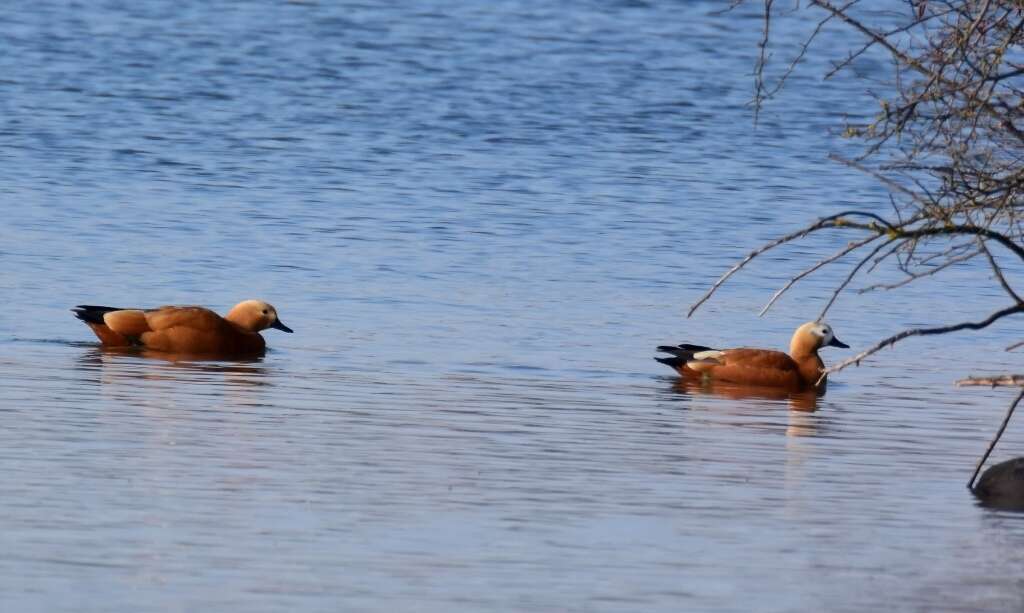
top-left (828, 155), bottom-right (923, 200)
top-left (759, 234), bottom-right (880, 316)
top-left (1006, 340), bottom-right (1024, 352)
top-left (811, 0), bottom-right (1024, 144)
top-left (687, 211), bottom-right (896, 317)
top-left (857, 248), bottom-right (982, 293)
top-left (755, 0), bottom-right (846, 102)
top-left (978, 239), bottom-right (1024, 304)
top-left (967, 389), bottom-right (1024, 491)
top-left (818, 238), bottom-right (896, 320)
top-left (692, 213), bottom-right (1024, 319)
top-left (753, 0), bottom-right (774, 125)
top-left (820, 303), bottom-right (1024, 380)
top-left (832, 219), bottom-right (1024, 265)
top-left (866, 238), bottom-right (909, 274)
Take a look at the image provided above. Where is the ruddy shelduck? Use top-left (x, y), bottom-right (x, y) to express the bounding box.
top-left (72, 300), bottom-right (292, 356)
top-left (655, 321), bottom-right (848, 392)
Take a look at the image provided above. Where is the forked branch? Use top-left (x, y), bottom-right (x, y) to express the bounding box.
top-left (687, 210), bottom-right (896, 317)
top-left (758, 234), bottom-right (880, 316)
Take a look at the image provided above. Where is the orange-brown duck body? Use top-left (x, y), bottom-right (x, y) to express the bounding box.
top-left (72, 300), bottom-right (292, 357)
top-left (655, 322), bottom-right (848, 393)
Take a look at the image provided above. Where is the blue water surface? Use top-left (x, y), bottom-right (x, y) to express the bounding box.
top-left (2, 2), bottom-right (1023, 612)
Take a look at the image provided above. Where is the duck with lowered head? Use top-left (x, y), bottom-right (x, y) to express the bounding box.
top-left (72, 299), bottom-right (292, 357)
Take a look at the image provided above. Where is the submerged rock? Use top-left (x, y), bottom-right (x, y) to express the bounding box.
top-left (974, 457), bottom-right (1024, 510)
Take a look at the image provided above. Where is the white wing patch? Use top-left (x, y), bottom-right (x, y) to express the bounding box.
top-left (693, 350), bottom-right (725, 361)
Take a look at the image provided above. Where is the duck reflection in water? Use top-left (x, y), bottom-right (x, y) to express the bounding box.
top-left (670, 377), bottom-right (819, 412)
top-left (76, 345), bottom-right (272, 389)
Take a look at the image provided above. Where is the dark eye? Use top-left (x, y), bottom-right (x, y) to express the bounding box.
top-left (262, 309), bottom-right (268, 315)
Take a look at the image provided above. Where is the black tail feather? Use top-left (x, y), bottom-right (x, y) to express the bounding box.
top-left (654, 356), bottom-right (687, 369)
top-left (674, 343), bottom-right (714, 352)
top-left (71, 305), bottom-right (124, 325)
top-left (654, 343), bottom-right (714, 371)
top-left (656, 343), bottom-right (713, 356)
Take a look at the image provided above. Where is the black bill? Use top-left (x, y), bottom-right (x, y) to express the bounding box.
top-left (827, 336), bottom-right (849, 348)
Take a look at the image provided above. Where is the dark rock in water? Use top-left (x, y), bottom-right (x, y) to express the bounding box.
top-left (974, 457), bottom-right (1024, 510)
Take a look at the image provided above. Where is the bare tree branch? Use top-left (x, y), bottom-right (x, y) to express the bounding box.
top-left (687, 210), bottom-right (902, 317)
top-left (958, 375), bottom-right (1024, 387)
top-left (718, 0), bottom-right (1024, 489)
top-left (759, 234), bottom-right (880, 316)
top-left (821, 303), bottom-right (1024, 379)
top-left (1006, 340), bottom-right (1024, 352)
top-left (858, 248), bottom-right (981, 293)
top-left (978, 239), bottom-right (1024, 304)
top-left (753, 0), bottom-right (774, 124)
top-left (818, 237), bottom-right (896, 320)
top-left (687, 211), bottom-right (892, 317)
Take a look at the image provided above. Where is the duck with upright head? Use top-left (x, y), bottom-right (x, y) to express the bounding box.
top-left (655, 321), bottom-right (848, 393)
top-left (72, 299), bottom-right (292, 357)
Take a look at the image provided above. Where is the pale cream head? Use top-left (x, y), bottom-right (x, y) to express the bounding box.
top-left (790, 321), bottom-right (847, 356)
top-left (226, 300), bottom-right (293, 333)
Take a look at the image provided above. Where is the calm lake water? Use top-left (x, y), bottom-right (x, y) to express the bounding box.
top-left (3, 1), bottom-right (1024, 611)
